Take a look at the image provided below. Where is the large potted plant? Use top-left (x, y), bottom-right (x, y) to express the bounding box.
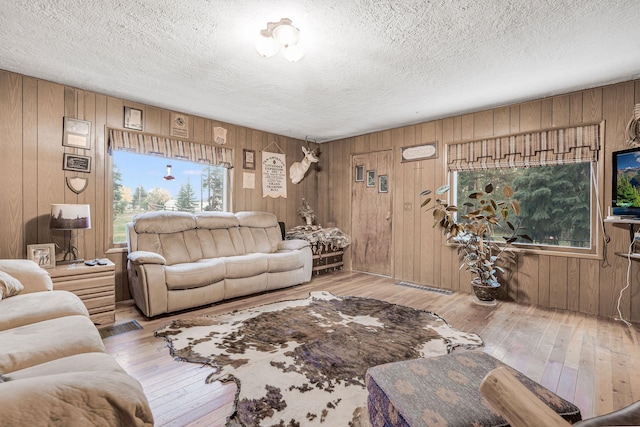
top-left (420, 183), bottom-right (532, 304)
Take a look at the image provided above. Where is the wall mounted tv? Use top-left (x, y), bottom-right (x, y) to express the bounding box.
top-left (612, 146), bottom-right (640, 217)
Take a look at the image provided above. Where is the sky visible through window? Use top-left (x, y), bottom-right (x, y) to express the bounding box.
top-left (113, 151), bottom-right (208, 198)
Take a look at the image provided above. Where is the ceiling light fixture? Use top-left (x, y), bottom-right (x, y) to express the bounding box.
top-left (255, 18), bottom-right (305, 63)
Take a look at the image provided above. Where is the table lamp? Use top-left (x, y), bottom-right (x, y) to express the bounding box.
top-left (50, 204), bottom-right (91, 264)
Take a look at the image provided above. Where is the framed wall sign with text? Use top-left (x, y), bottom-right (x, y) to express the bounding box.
top-left (63, 117), bottom-right (92, 150)
top-left (401, 142), bottom-right (438, 162)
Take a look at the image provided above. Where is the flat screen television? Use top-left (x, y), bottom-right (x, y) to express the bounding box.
top-left (612, 146), bottom-right (640, 217)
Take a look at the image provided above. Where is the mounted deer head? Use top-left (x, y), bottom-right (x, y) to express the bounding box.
top-left (290, 145), bottom-right (319, 184)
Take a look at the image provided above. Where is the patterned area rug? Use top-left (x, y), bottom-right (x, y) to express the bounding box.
top-left (155, 291), bottom-right (483, 426)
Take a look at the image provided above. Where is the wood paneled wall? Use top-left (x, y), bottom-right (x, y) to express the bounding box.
top-left (2, 67), bottom-right (639, 321)
top-left (0, 70), bottom-right (317, 300)
top-left (319, 80), bottom-right (640, 323)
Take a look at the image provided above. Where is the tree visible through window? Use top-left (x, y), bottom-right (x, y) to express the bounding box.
top-left (455, 162), bottom-right (592, 249)
top-left (112, 151), bottom-right (227, 244)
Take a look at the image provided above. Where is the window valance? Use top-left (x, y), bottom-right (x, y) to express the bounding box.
top-left (108, 129), bottom-right (234, 168)
top-left (447, 123), bottom-right (601, 172)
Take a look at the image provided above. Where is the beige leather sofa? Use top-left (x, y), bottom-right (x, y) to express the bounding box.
top-left (126, 211), bottom-right (312, 317)
top-left (0, 259), bottom-right (153, 426)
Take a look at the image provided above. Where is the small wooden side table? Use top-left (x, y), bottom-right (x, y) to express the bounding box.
top-left (48, 260), bottom-right (116, 327)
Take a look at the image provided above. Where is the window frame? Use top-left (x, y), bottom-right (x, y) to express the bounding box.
top-left (447, 160), bottom-right (604, 259)
top-left (445, 161), bottom-right (604, 260)
top-left (106, 150), bottom-right (232, 250)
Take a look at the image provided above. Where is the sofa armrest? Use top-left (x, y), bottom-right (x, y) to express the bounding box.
top-left (278, 239), bottom-right (310, 251)
top-left (574, 401), bottom-right (640, 427)
top-left (0, 259), bottom-right (53, 294)
top-left (128, 251), bottom-right (166, 265)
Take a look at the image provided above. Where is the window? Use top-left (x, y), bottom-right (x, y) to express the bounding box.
top-left (447, 123), bottom-right (601, 255)
top-left (454, 162), bottom-right (592, 249)
top-left (112, 151), bottom-right (228, 244)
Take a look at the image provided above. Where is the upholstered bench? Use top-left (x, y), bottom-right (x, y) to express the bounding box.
top-left (366, 351), bottom-right (582, 427)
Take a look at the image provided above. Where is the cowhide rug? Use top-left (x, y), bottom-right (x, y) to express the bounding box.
top-left (155, 291), bottom-right (483, 427)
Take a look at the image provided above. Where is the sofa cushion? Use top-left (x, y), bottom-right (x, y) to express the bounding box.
top-left (236, 211), bottom-right (278, 227)
top-left (240, 227), bottom-right (280, 253)
top-left (265, 251), bottom-right (305, 273)
top-left (0, 370), bottom-right (154, 426)
top-left (197, 228), bottom-right (246, 257)
top-left (165, 259), bottom-right (226, 290)
top-left (194, 212), bottom-right (239, 229)
top-left (0, 259), bottom-right (53, 294)
top-left (133, 210), bottom-right (195, 233)
top-left (0, 315), bottom-right (106, 373)
top-left (7, 352), bottom-right (126, 381)
top-left (0, 270), bottom-right (23, 300)
top-left (158, 232), bottom-right (192, 265)
top-left (0, 290), bottom-right (88, 332)
top-left (224, 253), bottom-right (268, 278)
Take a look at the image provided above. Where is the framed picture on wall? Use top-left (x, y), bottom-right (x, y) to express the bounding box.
top-left (379, 175), bottom-right (388, 193)
top-left (27, 243), bottom-right (56, 269)
top-left (62, 117), bottom-right (92, 150)
top-left (63, 153), bottom-right (91, 173)
top-left (123, 106), bottom-right (143, 131)
top-left (366, 170), bottom-right (375, 187)
top-left (243, 149), bottom-right (256, 170)
top-left (170, 112), bottom-right (189, 138)
top-left (355, 165), bottom-right (364, 182)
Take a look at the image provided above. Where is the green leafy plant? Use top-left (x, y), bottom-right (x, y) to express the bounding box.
top-left (420, 183), bottom-right (532, 290)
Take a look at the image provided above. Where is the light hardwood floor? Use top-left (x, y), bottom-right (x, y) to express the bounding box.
top-left (104, 271), bottom-right (640, 426)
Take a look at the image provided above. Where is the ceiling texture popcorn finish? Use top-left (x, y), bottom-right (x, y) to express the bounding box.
top-left (1, 0), bottom-right (640, 142)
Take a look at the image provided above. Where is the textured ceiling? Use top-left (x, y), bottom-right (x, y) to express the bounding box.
top-left (2, 0), bottom-right (640, 142)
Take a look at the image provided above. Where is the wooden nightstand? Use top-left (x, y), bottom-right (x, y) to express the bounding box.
top-left (48, 260), bottom-right (116, 327)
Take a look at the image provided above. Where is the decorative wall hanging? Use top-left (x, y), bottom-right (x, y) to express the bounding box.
top-left (262, 151), bottom-right (287, 198)
top-left (66, 176), bottom-right (89, 194)
top-left (213, 126), bottom-right (227, 145)
top-left (243, 149), bottom-right (256, 169)
top-left (63, 153), bottom-right (91, 173)
top-left (366, 170), bottom-right (375, 187)
top-left (62, 117), bottom-right (92, 150)
top-left (123, 106), bottom-right (143, 131)
top-left (170, 112), bottom-right (189, 138)
top-left (289, 145), bottom-right (319, 184)
top-left (355, 165), bottom-right (364, 182)
top-left (401, 142), bottom-right (437, 162)
top-left (626, 104), bottom-right (640, 146)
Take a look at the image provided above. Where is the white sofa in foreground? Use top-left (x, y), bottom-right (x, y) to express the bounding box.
top-left (0, 259), bottom-right (153, 427)
top-left (126, 211), bottom-right (312, 317)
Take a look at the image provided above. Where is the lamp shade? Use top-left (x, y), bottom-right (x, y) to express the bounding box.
top-left (50, 204), bottom-right (91, 230)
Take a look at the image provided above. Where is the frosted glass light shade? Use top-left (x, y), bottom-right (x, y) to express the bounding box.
top-left (281, 44), bottom-right (305, 63)
top-left (255, 35), bottom-right (279, 58)
top-left (272, 24), bottom-right (299, 47)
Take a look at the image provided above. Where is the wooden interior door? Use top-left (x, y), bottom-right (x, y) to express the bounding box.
top-left (351, 150), bottom-right (392, 276)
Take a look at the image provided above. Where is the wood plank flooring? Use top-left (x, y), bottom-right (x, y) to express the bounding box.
top-left (104, 271), bottom-right (640, 426)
